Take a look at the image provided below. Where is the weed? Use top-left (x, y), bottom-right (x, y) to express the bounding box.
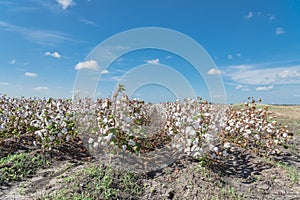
top-left (0, 153), bottom-right (49, 186)
top-left (42, 163), bottom-right (143, 200)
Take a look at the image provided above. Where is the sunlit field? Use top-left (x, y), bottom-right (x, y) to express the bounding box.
top-left (1, 87), bottom-right (299, 199)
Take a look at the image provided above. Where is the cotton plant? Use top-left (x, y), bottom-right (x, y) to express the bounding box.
top-left (162, 98), bottom-right (225, 159)
top-left (0, 95), bottom-right (77, 149)
top-left (218, 98), bottom-right (293, 157)
top-left (0, 93), bottom-right (294, 161)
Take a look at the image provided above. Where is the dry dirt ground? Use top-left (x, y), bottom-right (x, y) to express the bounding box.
top-left (0, 105), bottom-right (299, 200)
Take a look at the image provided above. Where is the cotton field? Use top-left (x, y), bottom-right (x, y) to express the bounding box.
top-left (0, 92), bottom-right (293, 162)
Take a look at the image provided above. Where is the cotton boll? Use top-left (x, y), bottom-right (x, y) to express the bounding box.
top-left (88, 137), bottom-right (94, 144)
top-left (93, 142), bottom-right (99, 148)
top-left (254, 134), bottom-right (260, 140)
top-left (213, 146), bottom-right (219, 153)
top-left (224, 142), bottom-right (231, 149)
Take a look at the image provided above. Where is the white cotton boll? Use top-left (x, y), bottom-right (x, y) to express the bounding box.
top-left (185, 126), bottom-right (192, 134)
top-left (93, 142), bottom-right (99, 148)
top-left (174, 112), bottom-right (180, 117)
top-left (204, 113), bottom-right (210, 117)
top-left (283, 132), bottom-right (288, 138)
top-left (175, 121), bottom-right (181, 127)
top-left (224, 142), bottom-right (231, 149)
top-left (193, 138), bottom-right (199, 145)
top-left (271, 120), bottom-right (277, 126)
top-left (66, 135), bottom-right (70, 142)
top-left (254, 134), bottom-right (260, 140)
top-left (190, 145), bottom-right (196, 152)
top-left (167, 130), bottom-right (173, 136)
top-left (225, 126), bottom-right (231, 131)
top-left (213, 146), bottom-right (219, 153)
top-left (103, 118), bottom-right (108, 124)
top-left (175, 144), bottom-right (183, 151)
top-left (0, 124), bottom-right (4, 131)
top-left (267, 128), bottom-right (272, 133)
top-left (184, 147), bottom-right (191, 153)
top-left (222, 150), bottom-right (228, 157)
top-left (186, 138), bottom-right (192, 146)
top-left (105, 133), bottom-right (114, 141)
top-left (62, 128), bottom-right (68, 134)
top-left (122, 145), bottom-right (127, 151)
top-left (35, 130), bottom-right (43, 138)
top-left (243, 132), bottom-right (249, 139)
top-left (88, 137), bottom-right (94, 144)
top-left (128, 140), bottom-right (136, 146)
top-left (274, 139), bottom-right (279, 145)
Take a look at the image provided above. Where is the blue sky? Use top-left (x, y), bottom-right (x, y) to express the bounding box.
top-left (0, 0), bottom-right (299, 104)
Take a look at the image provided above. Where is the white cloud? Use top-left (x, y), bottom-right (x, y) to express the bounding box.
top-left (9, 59), bottom-right (16, 64)
top-left (207, 68), bottom-right (222, 75)
top-left (45, 51), bottom-right (61, 58)
top-left (224, 65), bottom-right (300, 85)
top-left (34, 86), bottom-right (48, 92)
top-left (275, 27), bottom-right (285, 35)
top-left (245, 12), bottom-right (253, 19)
top-left (101, 69), bottom-right (109, 74)
top-left (24, 72), bottom-right (37, 78)
top-left (255, 85), bottom-right (274, 91)
top-left (235, 84), bottom-right (249, 91)
top-left (75, 60), bottom-right (99, 70)
top-left (236, 53), bottom-right (241, 57)
top-left (56, 0), bottom-right (76, 10)
top-left (0, 82), bottom-right (9, 86)
top-left (227, 54), bottom-right (233, 59)
top-left (146, 58), bottom-right (160, 65)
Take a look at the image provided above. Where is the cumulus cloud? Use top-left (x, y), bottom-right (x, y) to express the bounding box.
top-left (34, 86), bottom-right (48, 92)
top-left (24, 72), bottom-right (37, 78)
top-left (255, 85), bottom-right (274, 91)
top-left (75, 60), bottom-right (99, 70)
top-left (207, 68), bottom-right (222, 75)
top-left (146, 58), bottom-right (160, 65)
top-left (56, 0), bottom-right (76, 10)
top-left (0, 82), bottom-right (9, 86)
top-left (9, 59), bottom-right (16, 64)
top-left (45, 51), bottom-right (61, 58)
top-left (275, 27), bottom-right (285, 35)
top-left (245, 12), bottom-right (253, 19)
top-left (101, 69), bottom-right (109, 74)
top-left (228, 54), bottom-right (233, 59)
